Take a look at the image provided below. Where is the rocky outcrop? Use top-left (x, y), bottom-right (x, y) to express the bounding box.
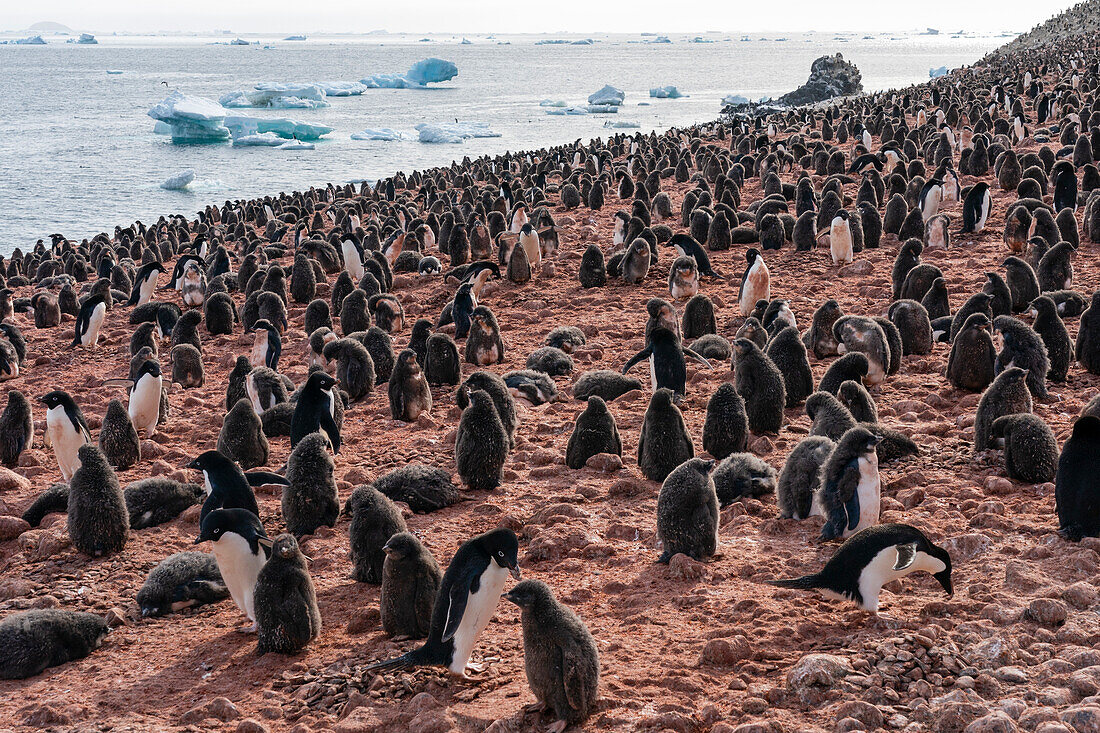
top-left (777, 53), bottom-right (863, 106)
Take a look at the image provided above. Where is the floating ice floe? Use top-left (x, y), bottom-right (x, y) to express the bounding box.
top-left (649, 86), bottom-right (683, 98)
top-left (74, 33), bottom-right (97, 44)
top-left (571, 38), bottom-right (594, 45)
top-left (415, 121), bottom-right (500, 144)
top-left (284, 35), bottom-right (307, 41)
top-left (359, 57), bottom-right (459, 89)
top-left (351, 128), bottom-right (411, 141)
top-left (148, 91), bottom-right (231, 143)
top-left (604, 120), bottom-right (640, 128)
top-left (277, 139), bottom-right (315, 150)
top-left (545, 107), bottom-right (589, 116)
top-left (223, 115), bottom-right (333, 141)
top-left (318, 81), bottom-right (368, 97)
top-left (651, 36), bottom-right (672, 44)
top-left (587, 104), bottom-right (619, 114)
top-left (232, 132), bottom-right (285, 147)
top-left (722, 93), bottom-right (750, 106)
top-left (160, 170), bottom-right (195, 190)
top-left (14, 35), bottom-right (46, 45)
top-left (588, 85), bottom-right (625, 106)
top-left (231, 38), bottom-right (251, 45)
top-left (106, 70), bottom-right (123, 75)
top-left (535, 39), bottom-right (570, 45)
top-left (219, 83), bottom-right (329, 109)
top-left (929, 66), bottom-right (949, 78)
top-left (461, 38), bottom-right (472, 45)
top-left (539, 100), bottom-right (567, 107)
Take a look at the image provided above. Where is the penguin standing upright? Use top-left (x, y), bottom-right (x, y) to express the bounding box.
top-left (127, 261), bottom-right (165, 306)
top-left (249, 319), bottom-right (282, 370)
top-left (367, 528), bottom-right (521, 677)
top-left (40, 390), bottom-right (90, 482)
top-left (291, 371), bottom-right (342, 452)
top-left (738, 249), bottom-right (769, 316)
top-left (960, 183), bottom-right (991, 233)
top-left (0, 390), bottom-right (33, 468)
top-left (815, 426), bottom-right (883, 541)
top-left (123, 359), bottom-right (163, 436)
top-left (186, 450), bottom-right (260, 522)
top-left (1056, 415), bottom-right (1100, 540)
top-left (766, 524), bottom-right (952, 612)
top-left (254, 534), bottom-right (321, 654)
top-left (622, 326), bottom-right (711, 398)
top-left (71, 294), bottom-right (107, 349)
top-left (194, 508), bottom-right (272, 632)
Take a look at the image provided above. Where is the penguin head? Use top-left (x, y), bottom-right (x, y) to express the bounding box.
top-left (503, 578), bottom-right (553, 610)
top-left (732, 338), bottom-right (758, 358)
top-left (186, 449), bottom-right (236, 475)
top-left (927, 542), bottom-right (953, 597)
top-left (964, 312), bottom-right (991, 332)
top-left (272, 533), bottom-right (303, 561)
top-left (745, 248), bottom-right (760, 264)
top-left (396, 349), bottom-right (420, 374)
top-left (39, 390), bottom-right (76, 412)
top-left (478, 527), bottom-right (521, 580)
top-left (307, 371), bottom-right (338, 392)
top-left (382, 531), bottom-right (422, 560)
top-left (195, 507), bottom-right (268, 548)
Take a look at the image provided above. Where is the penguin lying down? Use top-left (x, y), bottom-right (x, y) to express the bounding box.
top-left (766, 524), bottom-right (953, 613)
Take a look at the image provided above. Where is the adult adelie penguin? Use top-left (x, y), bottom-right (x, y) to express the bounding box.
top-left (254, 534), bottom-right (321, 655)
top-left (249, 319), bottom-right (282, 370)
top-left (40, 390), bottom-right (90, 482)
top-left (126, 261), bottom-right (165, 306)
top-left (622, 326), bottom-right (710, 398)
top-left (504, 580), bottom-right (600, 733)
top-left (110, 359), bottom-right (163, 437)
top-left (960, 182), bottom-right (991, 233)
top-left (829, 210), bottom-right (854, 265)
top-left (766, 524), bottom-right (952, 612)
top-left (815, 426), bottom-right (883, 541)
top-left (195, 508), bottom-right (272, 632)
top-left (187, 449), bottom-right (260, 522)
top-left (291, 371), bottom-right (341, 452)
top-left (71, 294), bottom-right (107, 349)
top-left (368, 527), bottom-right (520, 677)
top-left (670, 233), bottom-right (722, 278)
top-left (738, 248), bottom-right (769, 316)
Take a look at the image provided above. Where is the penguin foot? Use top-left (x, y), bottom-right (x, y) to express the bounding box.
top-left (237, 622), bottom-right (258, 633)
top-left (524, 701), bottom-right (548, 713)
top-left (546, 720), bottom-right (567, 733)
top-left (391, 635), bottom-right (411, 642)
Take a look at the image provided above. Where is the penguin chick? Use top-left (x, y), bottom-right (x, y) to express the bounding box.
top-left (504, 369), bottom-right (558, 406)
top-left (372, 464), bottom-right (459, 514)
top-left (991, 413), bottom-right (1058, 484)
top-left (733, 338), bottom-right (785, 434)
top-left (381, 532), bottom-right (442, 639)
top-left (456, 389), bottom-right (509, 491)
top-left (254, 534), bottom-right (321, 655)
top-left (777, 436), bottom-right (834, 520)
top-left (947, 313), bottom-right (996, 391)
top-left (837, 380), bottom-right (878, 423)
top-left (657, 457), bottom-right (718, 562)
top-left (323, 337), bottom-right (375, 402)
top-left (802, 299), bottom-right (843, 358)
top-left (565, 396), bottom-right (621, 469)
top-left (217, 398), bottom-right (269, 470)
top-left (545, 326), bottom-right (586, 354)
top-left (638, 387), bottom-right (694, 482)
top-left (993, 315), bottom-right (1049, 398)
top-left (136, 551), bottom-right (228, 617)
top-left (572, 370), bottom-right (643, 403)
top-left (766, 523), bottom-right (952, 612)
top-left (0, 609), bottom-right (109, 680)
top-left (1028, 296), bottom-right (1071, 382)
top-left (465, 306), bottom-right (505, 366)
top-left (702, 382), bottom-right (748, 460)
top-left (283, 432), bottom-right (339, 537)
top-left (389, 348), bottom-right (433, 422)
top-left (806, 391), bottom-right (857, 441)
top-left (0, 390), bottom-right (33, 467)
top-left (457, 371), bottom-right (518, 449)
top-left (346, 484), bottom-right (407, 584)
top-left (68, 444), bottom-right (128, 557)
top-left (712, 453), bottom-right (777, 506)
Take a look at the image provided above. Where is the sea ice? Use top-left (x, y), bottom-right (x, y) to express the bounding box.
top-left (223, 115), bottom-right (333, 141)
top-left (361, 58), bottom-right (458, 88)
top-left (219, 83), bottom-right (329, 109)
top-left (107, 70), bottom-right (123, 75)
top-left (284, 35), bottom-right (307, 41)
top-left (232, 132), bottom-right (285, 147)
top-left (416, 122), bottom-right (500, 143)
top-left (351, 128), bottom-right (411, 141)
top-left (545, 107), bottom-right (589, 116)
top-left (148, 91), bottom-right (231, 143)
top-left (649, 86), bottom-right (683, 98)
top-left (587, 104), bottom-right (619, 114)
top-left (318, 81), bottom-right (368, 96)
top-left (929, 66), bottom-right (949, 78)
top-left (14, 35), bottom-right (46, 45)
top-left (277, 140), bottom-right (315, 150)
top-left (160, 170), bottom-right (195, 190)
top-left (588, 85), bottom-right (625, 106)
top-left (604, 120), bottom-right (640, 128)
top-left (76, 33), bottom-right (97, 44)
top-left (539, 100), bottom-right (568, 107)
top-left (722, 93), bottom-right (750, 105)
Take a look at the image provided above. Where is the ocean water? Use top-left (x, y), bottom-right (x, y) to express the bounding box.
top-left (0, 31), bottom-right (1006, 253)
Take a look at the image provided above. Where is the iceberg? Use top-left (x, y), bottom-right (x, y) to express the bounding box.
top-left (722, 93), bottom-right (750, 105)
top-left (231, 38), bottom-right (251, 45)
top-left (539, 99), bottom-right (567, 107)
top-left (545, 107), bottom-right (589, 116)
top-left (651, 36), bottom-right (671, 44)
top-left (571, 38), bottom-right (594, 45)
top-left (587, 85), bottom-right (625, 106)
top-left (318, 81), bottom-right (368, 96)
top-left (535, 39), bottom-right (571, 45)
top-left (929, 66), bottom-right (949, 78)
top-left (587, 104), bottom-right (619, 114)
top-left (106, 70), bottom-right (123, 75)
top-left (461, 38), bottom-right (472, 45)
top-left (223, 115), bottom-right (333, 141)
top-left (351, 128), bottom-right (410, 141)
top-left (284, 35), bottom-right (307, 41)
top-left (75, 33), bottom-right (97, 44)
top-left (415, 122), bottom-right (500, 143)
top-left (649, 86), bottom-right (683, 98)
top-left (161, 170), bottom-right (195, 190)
top-left (14, 35), bottom-right (47, 45)
top-left (604, 120), bottom-right (640, 128)
top-left (404, 57), bottom-right (458, 85)
top-left (232, 132), bottom-right (285, 147)
top-left (148, 91), bottom-right (231, 143)
top-left (219, 83), bottom-right (329, 109)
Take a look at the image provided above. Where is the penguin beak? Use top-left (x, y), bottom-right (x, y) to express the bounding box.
top-left (507, 562), bottom-right (521, 581)
top-left (193, 535), bottom-right (206, 545)
top-left (502, 590), bottom-right (519, 606)
top-left (186, 458), bottom-right (201, 470)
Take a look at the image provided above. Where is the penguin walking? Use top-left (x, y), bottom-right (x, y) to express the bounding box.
top-left (368, 528), bottom-right (521, 677)
top-left (40, 390), bottom-right (90, 482)
top-left (71, 294), bottom-right (107, 349)
top-left (766, 524), bottom-right (953, 612)
top-left (187, 450), bottom-right (260, 522)
top-left (195, 508), bottom-right (272, 632)
top-left (815, 426), bottom-right (883, 541)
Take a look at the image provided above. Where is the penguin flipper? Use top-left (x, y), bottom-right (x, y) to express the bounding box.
top-left (245, 471), bottom-right (289, 487)
top-left (843, 477), bottom-right (861, 532)
top-left (441, 561), bottom-right (485, 642)
top-left (318, 410), bottom-right (341, 453)
top-left (893, 542), bottom-right (917, 571)
top-left (622, 347), bottom-right (652, 375)
top-left (682, 347), bottom-right (712, 369)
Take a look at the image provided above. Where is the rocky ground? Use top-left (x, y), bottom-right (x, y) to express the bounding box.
top-left (3, 81), bottom-right (1100, 733)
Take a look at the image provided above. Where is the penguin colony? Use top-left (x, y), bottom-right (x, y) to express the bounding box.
top-left (11, 12), bottom-right (1100, 730)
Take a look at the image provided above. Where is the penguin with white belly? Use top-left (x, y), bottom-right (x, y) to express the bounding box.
top-left (40, 390), bottom-right (90, 482)
top-left (814, 426), bottom-right (883, 541)
top-left (195, 508), bottom-right (272, 632)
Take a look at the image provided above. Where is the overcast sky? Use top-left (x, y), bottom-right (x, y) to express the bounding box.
top-left (1, 0), bottom-right (1077, 34)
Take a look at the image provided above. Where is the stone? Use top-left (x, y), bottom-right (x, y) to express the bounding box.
top-left (778, 53), bottom-right (863, 106)
top-left (788, 654), bottom-right (853, 704)
top-left (0, 466), bottom-right (31, 491)
top-left (1027, 598), bottom-right (1068, 626)
top-left (237, 721), bottom-right (270, 733)
top-left (0, 515), bottom-right (30, 540)
top-left (668, 553), bottom-right (707, 580)
top-left (1064, 582), bottom-right (1098, 609)
top-left (840, 260), bottom-right (874, 277)
top-left (585, 453), bottom-right (622, 472)
top-left (699, 636), bottom-right (752, 666)
top-left (1061, 706), bottom-right (1100, 733)
top-left (964, 712), bottom-right (1019, 733)
top-left (834, 701), bottom-right (884, 728)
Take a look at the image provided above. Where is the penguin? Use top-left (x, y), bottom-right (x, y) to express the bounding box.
top-left (815, 426), bottom-right (883, 541)
top-left (949, 292), bottom-right (993, 342)
top-left (545, 326), bottom-right (586, 355)
top-left (738, 249), bottom-right (769, 316)
top-left (620, 238), bottom-right (651, 284)
top-left (170, 343), bottom-right (204, 388)
top-left (712, 452), bottom-right (777, 506)
top-left (947, 312), bottom-right (996, 391)
top-left (1057, 415), bottom-right (1100, 541)
top-left (1003, 206), bottom-right (1031, 253)
top-left (765, 324), bottom-right (814, 407)
top-left (344, 482), bottom-right (407, 583)
top-left (370, 293), bottom-right (405, 334)
top-left (973, 366), bottom-right (1032, 452)
top-left (113, 358), bottom-right (163, 436)
top-left (572, 369), bottom-right (643, 403)
top-left (668, 256), bottom-right (699, 301)
top-left (918, 179), bottom-right (944, 220)
top-left (766, 523), bottom-right (952, 613)
top-left (367, 527), bottom-right (520, 677)
top-left (891, 240), bottom-right (923, 300)
top-left (187, 449), bottom-right (260, 522)
top-left (21, 482), bottom-right (70, 527)
top-left (31, 292), bottom-right (62, 328)
top-left (290, 371), bottom-right (342, 452)
top-left (204, 292), bottom-right (238, 335)
top-left (381, 532), bottom-right (442, 639)
top-left (456, 389), bottom-right (509, 491)
top-left (358, 326), bottom-right (395, 384)
top-left (0, 610), bottom-right (109, 680)
top-left (125, 477), bottom-right (203, 529)
top-left (518, 223), bottom-right (542, 272)
top-left (67, 444), bottom-right (128, 557)
top-left (818, 351), bottom-right (869, 395)
top-left (565, 396), bottom-right (621, 469)
top-left (180, 260), bottom-right (206, 307)
top-left (40, 390), bottom-right (90, 482)
top-left (656, 457), bottom-right (718, 562)
top-left (637, 387), bottom-right (694, 482)
top-left (622, 326), bottom-right (710, 398)
top-left (887, 299), bottom-right (933, 356)
top-left (372, 464), bottom-right (459, 514)
top-left (503, 579), bottom-right (600, 732)
top-left (735, 318), bottom-right (767, 350)
top-left (777, 435), bottom-right (834, 520)
top-left (322, 337), bottom-right (375, 402)
top-left (645, 297), bottom-right (682, 344)
top-left (829, 210), bottom-right (854, 265)
top-left (1004, 256), bottom-right (1040, 312)
top-left (452, 283), bottom-right (477, 340)
top-left (254, 534), bottom-right (321, 654)
top-left (136, 551), bottom-right (228, 617)
top-left (802, 299), bottom-right (843, 358)
top-left (457, 371), bottom-right (517, 449)
top-left (833, 316), bottom-right (892, 387)
top-left (1028, 295), bottom-right (1072, 382)
top-left (670, 233), bottom-right (722, 278)
top-left (127, 261), bottom-right (165, 306)
top-left (217, 398), bottom-right (269, 470)
top-left (837, 379), bottom-right (878, 424)
top-left (465, 306), bottom-right (505, 366)
top-left (702, 382), bottom-right (749, 460)
top-left (1075, 293), bottom-right (1100, 373)
top-left (245, 366), bottom-right (289, 415)
top-left (993, 315), bottom-right (1049, 398)
top-left (733, 338), bottom-right (785, 434)
top-left (71, 293), bottom-right (107, 348)
top-left (578, 245), bottom-right (606, 288)
top-left (991, 414), bottom-right (1058, 484)
top-left (0, 389), bottom-right (33, 468)
top-left (194, 508), bottom-right (272, 632)
top-left (389, 349), bottom-right (433, 422)
top-left (248, 319), bottom-right (282, 370)
top-left (960, 182), bottom-right (991, 234)
top-left (283, 431), bottom-right (339, 536)
top-left (690, 334), bottom-right (731, 361)
top-left (308, 327), bottom-right (337, 370)
top-left (424, 333), bottom-right (461, 385)
top-left (806, 390), bottom-right (856, 441)
top-left (98, 398), bottom-right (140, 470)
top-left (303, 299), bottom-right (332, 336)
